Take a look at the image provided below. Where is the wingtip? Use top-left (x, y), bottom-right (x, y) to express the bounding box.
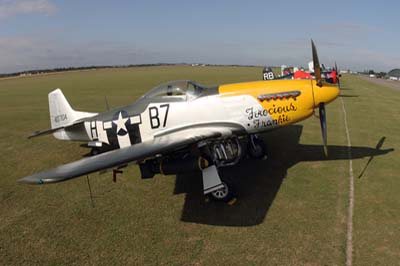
top-left (17, 176), bottom-right (45, 185)
top-left (27, 132), bottom-right (37, 139)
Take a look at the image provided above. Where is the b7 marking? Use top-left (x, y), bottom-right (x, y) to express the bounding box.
top-left (149, 104), bottom-right (170, 129)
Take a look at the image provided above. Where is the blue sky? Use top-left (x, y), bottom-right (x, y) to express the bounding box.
top-left (0, 0), bottom-right (398, 73)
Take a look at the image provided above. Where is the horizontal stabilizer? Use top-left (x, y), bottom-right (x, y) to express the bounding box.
top-left (28, 122), bottom-right (84, 139)
top-left (29, 127), bottom-right (64, 139)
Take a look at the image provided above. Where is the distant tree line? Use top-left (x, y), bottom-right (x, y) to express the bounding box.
top-left (0, 63), bottom-right (175, 78)
top-left (0, 63), bottom-right (261, 79)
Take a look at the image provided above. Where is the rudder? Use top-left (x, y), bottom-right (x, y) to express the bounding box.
top-left (48, 89), bottom-right (97, 140)
top-left (48, 89), bottom-right (75, 129)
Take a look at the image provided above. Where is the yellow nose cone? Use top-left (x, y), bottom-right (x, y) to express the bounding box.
top-left (312, 81), bottom-right (340, 107)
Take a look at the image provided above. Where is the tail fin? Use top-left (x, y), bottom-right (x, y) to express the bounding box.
top-left (49, 89), bottom-right (75, 129)
top-left (262, 67), bottom-right (275, 80)
top-left (48, 89), bottom-right (97, 129)
top-left (29, 89), bottom-right (97, 140)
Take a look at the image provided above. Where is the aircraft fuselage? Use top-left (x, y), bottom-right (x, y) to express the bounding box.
top-left (58, 79), bottom-right (339, 152)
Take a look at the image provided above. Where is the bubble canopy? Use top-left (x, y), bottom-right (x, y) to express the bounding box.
top-left (142, 80), bottom-right (208, 101)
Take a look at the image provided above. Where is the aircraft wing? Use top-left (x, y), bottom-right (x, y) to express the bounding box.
top-left (18, 127), bottom-right (234, 185)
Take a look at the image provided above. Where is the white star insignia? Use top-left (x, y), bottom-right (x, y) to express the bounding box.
top-left (113, 112), bottom-right (129, 133)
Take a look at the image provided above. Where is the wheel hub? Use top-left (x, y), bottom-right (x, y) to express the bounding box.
top-left (211, 182), bottom-right (229, 199)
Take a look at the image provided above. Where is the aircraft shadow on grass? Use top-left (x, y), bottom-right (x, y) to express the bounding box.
top-left (173, 125), bottom-right (393, 226)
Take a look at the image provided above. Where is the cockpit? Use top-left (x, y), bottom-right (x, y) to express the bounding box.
top-left (142, 80), bottom-right (209, 101)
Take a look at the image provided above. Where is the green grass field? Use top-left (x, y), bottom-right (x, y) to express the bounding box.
top-left (0, 66), bottom-right (399, 265)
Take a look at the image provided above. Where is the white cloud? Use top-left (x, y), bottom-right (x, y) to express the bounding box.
top-left (0, 0), bottom-right (57, 19)
top-left (0, 34), bottom-right (397, 73)
top-left (0, 36), bottom-right (160, 73)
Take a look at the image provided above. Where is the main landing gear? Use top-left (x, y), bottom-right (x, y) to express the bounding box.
top-left (206, 135), bottom-right (267, 203)
top-left (247, 134), bottom-right (267, 159)
top-left (209, 176), bottom-right (237, 203)
top-left (138, 134), bottom-right (268, 204)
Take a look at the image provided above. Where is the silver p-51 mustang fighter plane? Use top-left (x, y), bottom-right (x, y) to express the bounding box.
top-left (19, 41), bottom-right (340, 202)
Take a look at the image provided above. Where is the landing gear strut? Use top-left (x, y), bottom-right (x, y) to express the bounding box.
top-left (247, 134), bottom-right (267, 159)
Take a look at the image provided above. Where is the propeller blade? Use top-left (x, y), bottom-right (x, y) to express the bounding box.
top-left (319, 103), bottom-right (328, 156)
top-left (311, 40), bottom-right (322, 87)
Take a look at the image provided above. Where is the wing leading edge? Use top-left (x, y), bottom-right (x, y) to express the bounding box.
top-left (18, 127), bottom-right (231, 185)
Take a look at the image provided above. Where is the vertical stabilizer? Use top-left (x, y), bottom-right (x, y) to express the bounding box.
top-left (48, 89), bottom-right (97, 140)
top-left (49, 89), bottom-right (75, 129)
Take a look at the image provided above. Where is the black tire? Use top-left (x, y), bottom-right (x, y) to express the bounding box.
top-left (247, 138), bottom-right (266, 159)
top-left (209, 178), bottom-right (237, 202)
